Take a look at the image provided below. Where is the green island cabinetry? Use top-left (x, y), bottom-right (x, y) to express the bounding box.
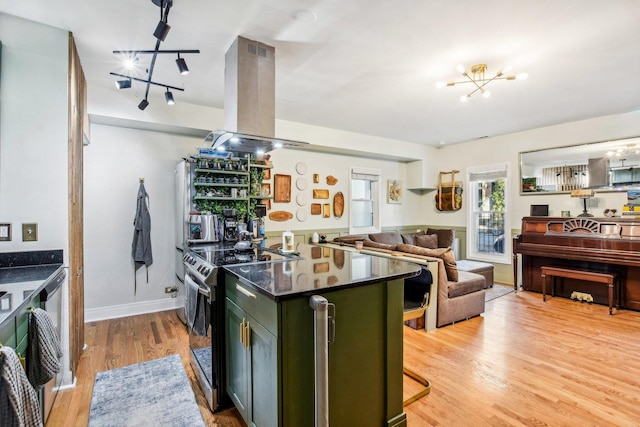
top-left (224, 260), bottom-right (412, 427)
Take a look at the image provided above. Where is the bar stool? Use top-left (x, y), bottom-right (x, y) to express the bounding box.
top-left (403, 268), bottom-right (432, 406)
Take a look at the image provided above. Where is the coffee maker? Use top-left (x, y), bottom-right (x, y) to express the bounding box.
top-left (223, 208), bottom-right (238, 242)
top-left (249, 204), bottom-right (267, 240)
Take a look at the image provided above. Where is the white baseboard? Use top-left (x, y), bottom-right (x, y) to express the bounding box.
top-left (85, 296), bottom-right (185, 323)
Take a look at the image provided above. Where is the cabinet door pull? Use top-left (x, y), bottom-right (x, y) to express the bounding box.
top-left (245, 321), bottom-right (251, 348)
top-left (236, 284), bottom-right (257, 299)
top-left (240, 318), bottom-right (245, 346)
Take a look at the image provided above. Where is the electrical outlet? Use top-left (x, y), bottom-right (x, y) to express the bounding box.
top-left (22, 223), bottom-right (38, 242)
top-left (165, 286), bottom-right (178, 294)
top-left (0, 223), bottom-right (11, 241)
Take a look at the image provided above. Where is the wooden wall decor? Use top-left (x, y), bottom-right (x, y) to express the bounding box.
top-left (268, 211), bottom-right (294, 221)
top-left (313, 189), bottom-right (329, 199)
top-left (326, 175), bottom-right (338, 185)
top-left (311, 204), bottom-right (322, 215)
top-left (313, 262), bottom-right (330, 273)
top-left (274, 174), bottom-right (291, 202)
top-left (313, 174), bottom-right (320, 183)
top-left (333, 192), bottom-right (344, 218)
top-left (323, 204), bottom-right (331, 218)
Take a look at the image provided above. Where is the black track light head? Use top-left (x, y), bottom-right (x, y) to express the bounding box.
top-left (165, 89), bottom-right (175, 105)
top-left (176, 55), bottom-right (189, 75)
top-left (138, 99), bottom-right (149, 110)
top-left (115, 79), bottom-right (132, 90)
top-left (153, 20), bottom-right (171, 41)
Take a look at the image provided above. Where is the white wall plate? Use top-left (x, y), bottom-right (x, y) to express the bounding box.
top-left (296, 178), bottom-right (307, 191)
top-left (295, 162), bottom-right (307, 175)
top-left (296, 193), bottom-right (307, 206)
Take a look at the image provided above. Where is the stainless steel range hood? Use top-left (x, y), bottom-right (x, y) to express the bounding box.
top-left (205, 36), bottom-right (308, 153)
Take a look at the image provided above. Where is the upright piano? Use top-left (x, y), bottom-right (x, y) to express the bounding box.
top-left (513, 216), bottom-right (640, 311)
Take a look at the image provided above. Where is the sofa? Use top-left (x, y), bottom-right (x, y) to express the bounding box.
top-left (333, 229), bottom-right (486, 327)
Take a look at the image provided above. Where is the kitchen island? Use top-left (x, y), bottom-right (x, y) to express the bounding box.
top-left (223, 242), bottom-right (421, 427)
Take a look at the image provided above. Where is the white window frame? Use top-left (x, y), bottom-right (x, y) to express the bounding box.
top-left (349, 167), bottom-right (381, 234)
top-left (466, 162), bottom-right (511, 264)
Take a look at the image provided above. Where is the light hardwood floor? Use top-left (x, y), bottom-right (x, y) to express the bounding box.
top-left (48, 290), bottom-right (640, 426)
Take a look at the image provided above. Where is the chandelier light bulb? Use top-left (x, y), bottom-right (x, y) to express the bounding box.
top-left (435, 81), bottom-right (446, 89)
top-left (455, 64), bottom-right (466, 74)
top-left (460, 94), bottom-right (469, 103)
top-left (482, 90), bottom-right (491, 98)
top-left (516, 72), bottom-right (529, 80)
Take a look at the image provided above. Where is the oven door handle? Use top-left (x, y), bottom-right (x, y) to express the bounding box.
top-left (198, 286), bottom-right (210, 299)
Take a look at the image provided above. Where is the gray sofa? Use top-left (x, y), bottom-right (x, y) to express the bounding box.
top-left (334, 229), bottom-right (486, 327)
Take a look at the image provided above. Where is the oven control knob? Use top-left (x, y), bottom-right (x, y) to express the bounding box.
top-left (203, 268), bottom-right (210, 276)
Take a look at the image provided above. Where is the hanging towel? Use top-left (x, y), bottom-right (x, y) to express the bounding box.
top-left (132, 181), bottom-right (153, 294)
top-left (186, 277), bottom-right (209, 336)
top-left (0, 346), bottom-right (43, 427)
top-left (26, 308), bottom-right (62, 390)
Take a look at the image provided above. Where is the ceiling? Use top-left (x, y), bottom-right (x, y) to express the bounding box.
top-left (1, 0), bottom-right (639, 147)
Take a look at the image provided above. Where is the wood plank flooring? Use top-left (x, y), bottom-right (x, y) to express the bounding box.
top-left (48, 290), bottom-right (640, 426)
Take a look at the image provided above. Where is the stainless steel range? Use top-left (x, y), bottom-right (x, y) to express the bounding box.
top-left (184, 244), bottom-right (291, 412)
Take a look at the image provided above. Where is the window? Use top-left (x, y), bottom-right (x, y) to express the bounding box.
top-left (466, 163), bottom-right (510, 263)
top-left (350, 167), bottom-right (381, 234)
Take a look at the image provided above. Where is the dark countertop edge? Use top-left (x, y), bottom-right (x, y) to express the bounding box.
top-left (0, 264), bottom-right (65, 331)
top-left (0, 249), bottom-right (64, 268)
top-left (223, 267), bottom-right (421, 302)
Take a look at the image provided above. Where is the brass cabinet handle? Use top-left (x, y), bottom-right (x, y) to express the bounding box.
top-left (236, 284), bottom-right (257, 299)
top-left (245, 321), bottom-right (251, 348)
top-left (240, 318), bottom-right (245, 346)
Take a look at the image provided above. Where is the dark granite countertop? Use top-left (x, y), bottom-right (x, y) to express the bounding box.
top-left (0, 250), bottom-right (64, 329)
top-left (223, 241), bottom-right (421, 301)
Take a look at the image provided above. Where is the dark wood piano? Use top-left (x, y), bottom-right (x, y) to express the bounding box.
top-left (513, 216), bottom-right (640, 311)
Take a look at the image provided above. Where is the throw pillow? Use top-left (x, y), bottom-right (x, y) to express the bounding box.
top-left (369, 231), bottom-right (403, 245)
top-left (396, 243), bottom-right (458, 282)
top-left (415, 233), bottom-right (438, 249)
top-left (427, 228), bottom-right (454, 248)
top-left (363, 240), bottom-right (397, 251)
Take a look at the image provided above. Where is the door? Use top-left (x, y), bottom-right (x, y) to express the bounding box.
top-left (247, 316), bottom-right (278, 427)
top-left (226, 298), bottom-right (249, 418)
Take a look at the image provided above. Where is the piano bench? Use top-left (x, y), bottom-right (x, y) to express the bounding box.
top-left (457, 260), bottom-right (494, 288)
top-left (540, 266), bottom-right (620, 315)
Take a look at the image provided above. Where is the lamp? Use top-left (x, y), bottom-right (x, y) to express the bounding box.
top-left (138, 99), bottom-right (149, 111)
top-left (115, 79), bottom-right (131, 89)
top-left (570, 189), bottom-right (594, 217)
top-left (153, 20), bottom-right (171, 41)
top-left (176, 53), bottom-right (189, 75)
top-left (165, 89), bottom-right (175, 105)
top-left (109, 0), bottom-right (199, 110)
top-left (437, 63), bottom-right (528, 101)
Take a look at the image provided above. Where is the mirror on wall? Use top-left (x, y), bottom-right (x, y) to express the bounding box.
top-left (519, 136), bottom-right (640, 195)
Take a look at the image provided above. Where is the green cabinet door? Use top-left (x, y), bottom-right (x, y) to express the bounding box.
top-left (226, 296), bottom-right (279, 427)
top-left (247, 314), bottom-right (278, 427)
top-left (226, 298), bottom-right (249, 419)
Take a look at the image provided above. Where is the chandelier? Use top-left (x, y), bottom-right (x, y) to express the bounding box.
top-left (437, 63), bottom-right (528, 102)
top-left (109, 0), bottom-right (200, 110)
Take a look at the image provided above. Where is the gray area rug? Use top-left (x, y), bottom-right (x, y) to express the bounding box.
top-left (485, 284), bottom-right (515, 302)
top-left (89, 354), bottom-right (205, 427)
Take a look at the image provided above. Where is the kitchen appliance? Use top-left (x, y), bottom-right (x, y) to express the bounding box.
top-left (200, 214), bottom-right (220, 242)
top-left (184, 244), bottom-right (293, 412)
top-left (222, 208), bottom-right (238, 242)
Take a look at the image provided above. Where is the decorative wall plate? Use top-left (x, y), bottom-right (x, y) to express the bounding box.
top-left (296, 193), bottom-right (307, 206)
top-left (296, 177), bottom-right (307, 191)
top-left (296, 162), bottom-right (307, 175)
top-left (296, 208), bottom-right (307, 222)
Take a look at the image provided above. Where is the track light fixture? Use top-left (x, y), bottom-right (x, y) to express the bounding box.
top-left (436, 63), bottom-right (528, 102)
top-left (115, 79), bottom-right (131, 89)
top-left (165, 89), bottom-right (175, 105)
top-left (109, 0), bottom-right (199, 110)
top-left (176, 53), bottom-right (189, 75)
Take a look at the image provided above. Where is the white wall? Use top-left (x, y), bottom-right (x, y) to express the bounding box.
top-left (429, 110), bottom-right (640, 229)
top-left (0, 12), bottom-right (72, 385)
top-left (83, 124), bottom-right (200, 316)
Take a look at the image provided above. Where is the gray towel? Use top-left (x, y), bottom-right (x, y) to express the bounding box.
top-left (186, 278), bottom-right (209, 336)
top-left (0, 346), bottom-right (43, 427)
top-left (132, 182), bottom-right (153, 293)
top-left (27, 308), bottom-right (62, 390)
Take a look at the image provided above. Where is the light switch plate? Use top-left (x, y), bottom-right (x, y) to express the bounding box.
top-left (0, 223), bottom-right (11, 241)
top-left (22, 223), bottom-right (38, 242)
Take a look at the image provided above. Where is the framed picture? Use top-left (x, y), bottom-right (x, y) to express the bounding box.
top-left (388, 179), bottom-right (402, 204)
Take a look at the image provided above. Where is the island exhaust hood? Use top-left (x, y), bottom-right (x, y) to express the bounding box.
top-left (205, 36), bottom-right (308, 153)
